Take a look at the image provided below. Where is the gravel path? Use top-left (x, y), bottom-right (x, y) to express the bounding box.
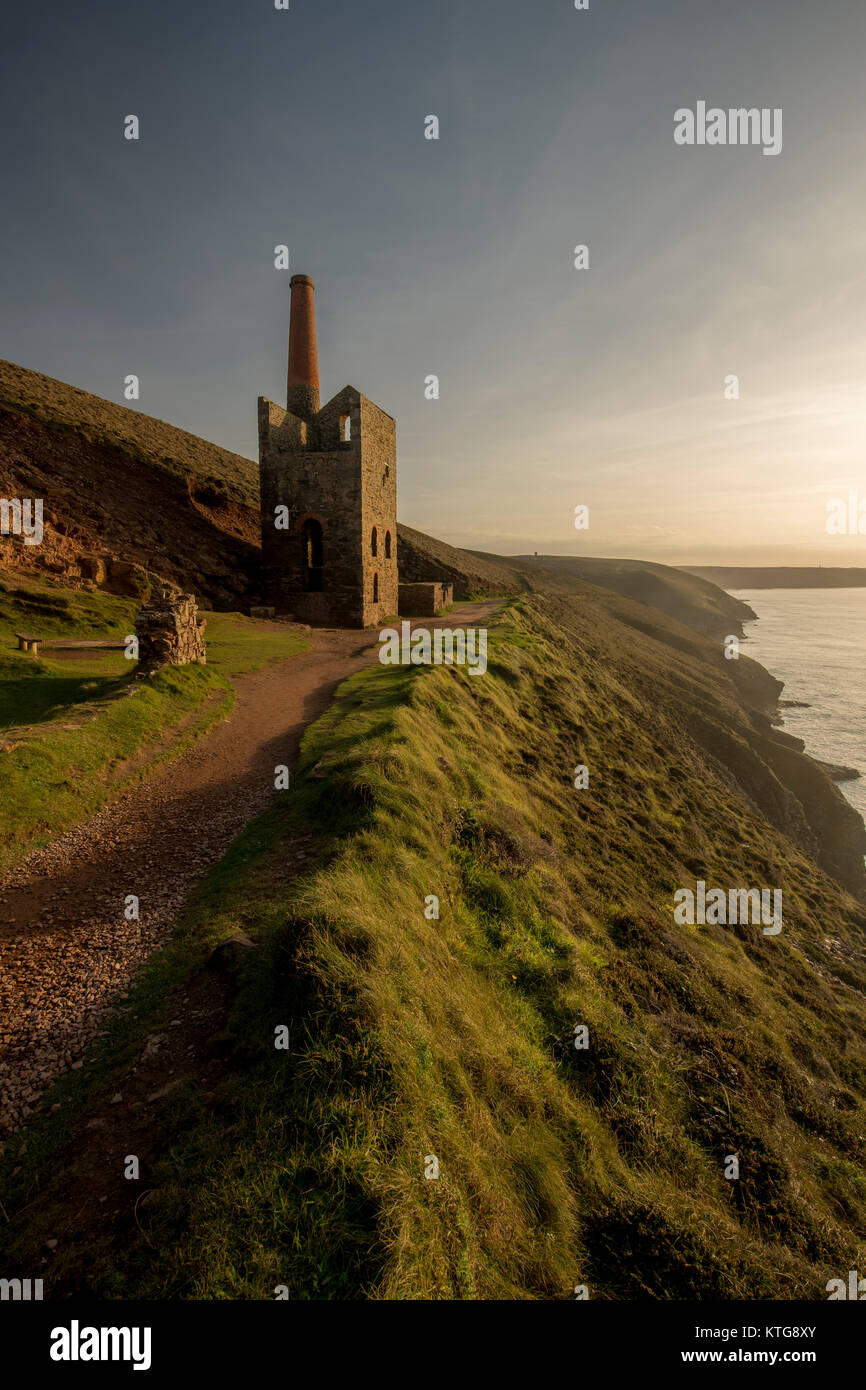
top-left (0, 604), bottom-right (500, 1140)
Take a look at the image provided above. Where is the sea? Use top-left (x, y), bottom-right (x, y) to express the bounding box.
top-left (729, 589), bottom-right (866, 827)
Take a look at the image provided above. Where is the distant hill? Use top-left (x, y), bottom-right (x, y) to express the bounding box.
top-left (399, 536), bottom-right (756, 638)
top-left (684, 566), bottom-right (866, 589)
top-left (510, 554), bottom-right (756, 638)
top-left (397, 523), bottom-right (520, 597)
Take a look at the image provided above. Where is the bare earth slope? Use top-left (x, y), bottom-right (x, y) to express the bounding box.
top-left (0, 362), bottom-right (260, 608)
top-left (0, 362), bottom-right (258, 507)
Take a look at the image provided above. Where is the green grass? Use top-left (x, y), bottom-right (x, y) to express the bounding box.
top-left (3, 590), bottom-right (865, 1299)
top-left (203, 611), bottom-right (309, 678)
top-left (0, 577), bottom-right (139, 729)
top-left (0, 577), bottom-right (309, 874)
top-left (0, 574), bottom-right (138, 644)
top-left (0, 651), bottom-right (131, 729)
top-left (0, 663), bottom-right (234, 876)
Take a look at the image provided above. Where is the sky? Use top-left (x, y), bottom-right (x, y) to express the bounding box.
top-left (2, 0), bottom-right (866, 566)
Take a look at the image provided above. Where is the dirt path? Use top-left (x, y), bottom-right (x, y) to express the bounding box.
top-left (0, 602), bottom-right (501, 1139)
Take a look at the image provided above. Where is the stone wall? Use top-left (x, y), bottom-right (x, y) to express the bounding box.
top-left (358, 394), bottom-right (398, 623)
top-left (399, 581), bottom-right (454, 616)
top-left (134, 585), bottom-right (206, 672)
top-left (258, 385), bottom-right (398, 628)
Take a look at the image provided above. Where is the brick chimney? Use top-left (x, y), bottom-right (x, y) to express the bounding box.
top-left (286, 274), bottom-right (320, 420)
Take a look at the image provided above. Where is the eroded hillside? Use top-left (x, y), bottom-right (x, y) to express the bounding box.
top-left (0, 362), bottom-right (260, 607)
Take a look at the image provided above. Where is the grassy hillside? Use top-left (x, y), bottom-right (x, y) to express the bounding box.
top-left (4, 588), bottom-right (865, 1299)
top-left (0, 362), bottom-right (260, 608)
top-left (513, 554), bottom-right (756, 639)
top-left (0, 361), bottom-right (258, 508)
top-left (398, 523), bottom-right (519, 598)
top-left (0, 577), bottom-right (309, 875)
top-left (398, 527), bottom-right (755, 640)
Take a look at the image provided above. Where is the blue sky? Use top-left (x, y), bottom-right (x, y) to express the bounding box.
top-left (2, 0), bottom-right (866, 563)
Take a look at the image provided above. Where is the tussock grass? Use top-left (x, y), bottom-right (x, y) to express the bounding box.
top-left (3, 592), bottom-right (866, 1299)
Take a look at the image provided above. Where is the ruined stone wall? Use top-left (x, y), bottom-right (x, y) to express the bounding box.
top-left (258, 385), bottom-right (397, 628)
top-left (134, 586), bottom-right (206, 672)
top-left (260, 455), bottom-right (364, 625)
top-left (399, 581), bottom-right (453, 616)
top-left (359, 394), bottom-right (398, 624)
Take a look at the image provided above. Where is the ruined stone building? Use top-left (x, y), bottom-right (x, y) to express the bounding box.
top-left (134, 585), bottom-right (206, 673)
top-left (258, 275), bottom-right (398, 627)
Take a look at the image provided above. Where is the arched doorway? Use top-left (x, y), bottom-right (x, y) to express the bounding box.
top-left (301, 518), bottom-right (324, 591)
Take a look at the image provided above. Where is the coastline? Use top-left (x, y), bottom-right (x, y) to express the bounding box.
top-left (727, 588), bottom-right (866, 867)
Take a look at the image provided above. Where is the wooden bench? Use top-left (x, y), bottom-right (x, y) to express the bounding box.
top-left (16, 633), bottom-right (127, 658)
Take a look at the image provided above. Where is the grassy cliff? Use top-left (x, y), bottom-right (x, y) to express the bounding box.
top-left (513, 554), bottom-right (757, 639)
top-left (5, 587), bottom-right (865, 1299)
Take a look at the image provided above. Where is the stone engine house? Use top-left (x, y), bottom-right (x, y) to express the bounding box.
top-left (258, 275), bottom-right (398, 627)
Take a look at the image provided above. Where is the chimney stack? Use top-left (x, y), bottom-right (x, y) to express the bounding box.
top-left (286, 274), bottom-right (320, 419)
